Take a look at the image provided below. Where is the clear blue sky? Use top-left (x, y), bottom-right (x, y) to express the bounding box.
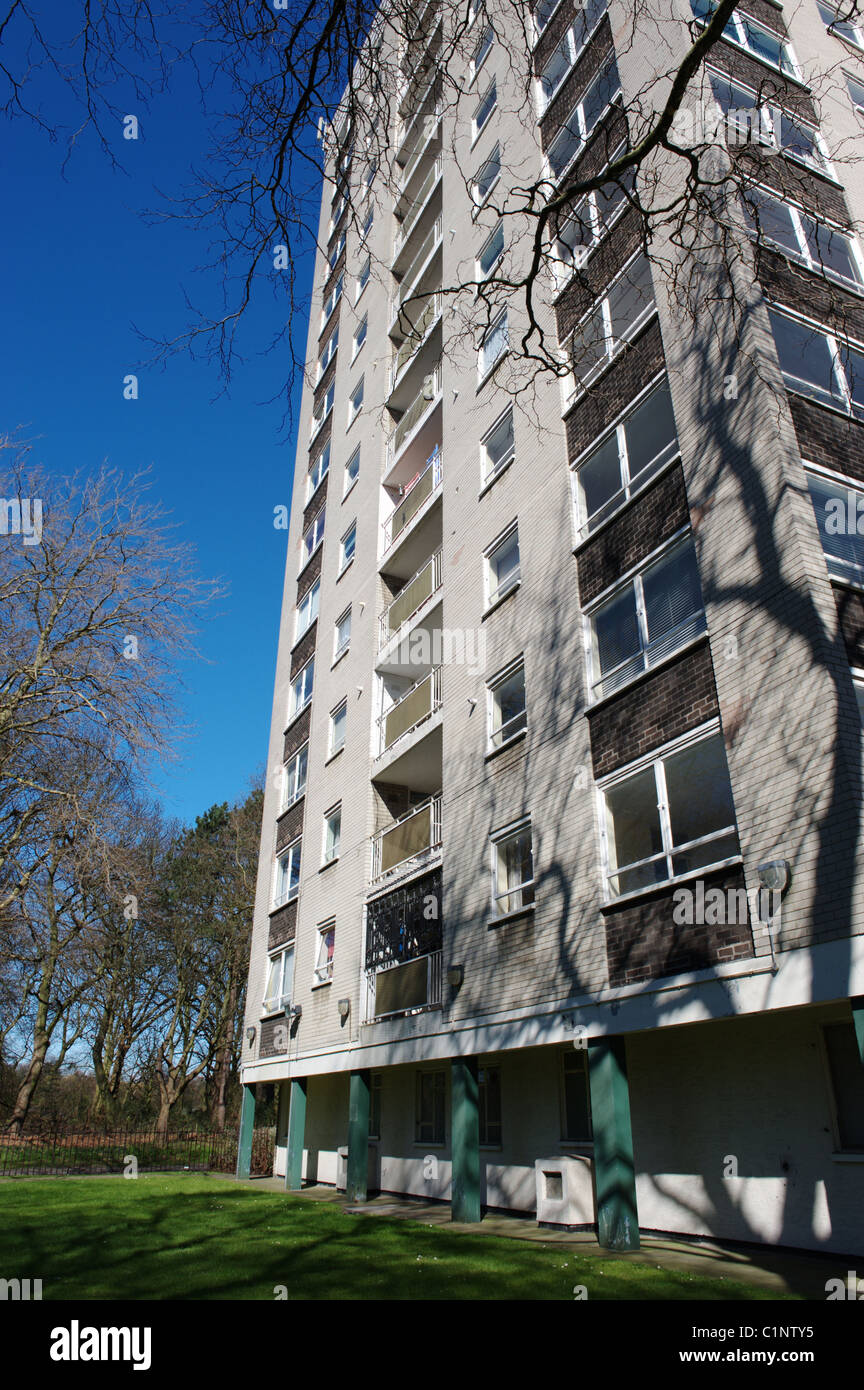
top-left (1, 55), bottom-right (318, 826)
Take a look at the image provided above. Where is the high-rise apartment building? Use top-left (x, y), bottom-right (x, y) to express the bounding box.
top-left (238, 0), bottom-right (864, 1254)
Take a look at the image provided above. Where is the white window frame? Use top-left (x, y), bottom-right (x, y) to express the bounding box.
top-left (317, 326), bottom-right (338, 381)
top-left (768, 303), bottom-right (864, 420)
top-left (568, 251), bottom-right (656, 397)
top-left (477, 222), bottom-right (505, 281)
top-left (329, 696), bottom-right (348, 753)
top-left (742, 185), bottom-right (864, 291)
top-left (551, 143), bottom-right (632, 288)
top-left (288, 657), bottom-right (314, 722)
top-left (847, 71), bottom-right (864, 115)
top-left (478, 308), bottom-right (509, 381)
top-left (311, 383), bottom-right (335, 440)
top-left (472, 78), bottom-right (497, 144)
top-left (535, 0), bottom-right (609, 117)
top-left (707, 70), bottom-right (835, 180)
top-left (490, 816), bottom-right (535, 918)
top-left (472, 143), bottom-right (501, 207)
top-left (273, 836), bottom-right (302, 909)
top-left (339, 521), bottom-right (357, 574)
top-left (263, 945), bottom-right (295, 1016)
top-left (818, 0), bottom-right (864, 52)
top-left (544, 52), bottom-right (621, 185)
top-left (804, 460), bottom-right (864, 586)
top-left (480, 404), bottom-right (515, 486)
top-left (282, 743), bottom-right (308, 811)
top-left (328, 232), bottom-right (346, 275)
top-left (348, 377), bottom-right (364, 426)
top-left (300, 507), bottom-right (326, 572)
top-left (470, 24), bottom-right (494, 83)
top-left (322, 806), bottom-right (342, 866)
top-left (486, 654), bottom-right (527, 751)
top-left (307, 441), bottom-right (330, 501)
top-left (313, 921), bottom-right (336, 986)
top-left (484, 519), bottom-right (521, 608)
top-left (344, 445), bottom-right (360, 497)
top-left (690, 0), bottom-right (799, 79)
top-left (597, 722), bottom-right (740, 902)
top-left (531, 0), bottom-right (564, 45)
top-left (321, 274), bottom-right (343, 327)
top-left (295, 578), bottom-right (320, 642)
top-left (352, 314), bottom-right (368, 360)
top-left (356, 255), bottom-right (371, 302)
top-left (333, 609), bottom-right (352, 664)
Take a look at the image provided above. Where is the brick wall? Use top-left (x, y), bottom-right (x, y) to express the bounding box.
top-left (283, 705), bottom-right (311, 761)
top-left (268, 899), bottom-right (298, 952)
top-left (757, 247), bottom-right (864, 342)
top-left (565, 320), bottom-right (666, 459)
top-left (834, 583), bottom-right (864, 666)
top-left (290, 620), bottom-right (318, 679)
top-left (554, 206), bottom-right (644, 339)
top-left (577, 463), bottom-right (689, 604)
top-left (539, 18), bottom-right (613, 149)
top-left (790, 397), bottom-right (864, 482)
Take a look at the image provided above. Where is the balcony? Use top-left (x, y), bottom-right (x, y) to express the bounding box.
top-left (389, 217), bottom-right (443, 336)
top-left (386, 368), bottom-right (442, 471)
top-left (377, 666), bottom-right (442, 758)
top-left (382, 446), bottom-right (442, 553)
top-left (393, 156), bottom-right (443, 264)
top-left (370, 792), bottom-right (442, 883)
top-left (395, 67), bottom-right (440, 163)
top-left (388, 294), bottom-right (442, 397)
top-left (364, 950), bottom-right (442, 1023)
top-left (379, 548), bottom-right (442, 650)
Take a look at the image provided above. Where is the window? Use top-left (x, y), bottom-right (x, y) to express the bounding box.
top-left (356, 255), bottom-right (371, 299)
top-left (329, 696), bottom-right (348, 753)
top-left (339, 521), bottom-right (357, 572)
top-left (317, 326), bottom-right (338, 380)
top-left (806, 468), bottom-right (864, 584)
top-left (569, 253), bottom-right (655, 391)
top-left (415, 1070), bottom-right (446, 1144)
top-left (473, 143), bottom-right (501, 206)
top-left (471, 24), bottom-right (494, 81)
top-left (282, 743), bottom-right (308, 809)
top-left (488, 656), bottom-right (527, 750)
top-left (274, 838), bottom-right (302, 907)
top-left (546, 53), bottom-right (621, 181)
top-left (822, 1022), bottom-right (864, 1151)
top-left (536, 0), bottom-right (608, 115)
top-left (307, 442), bottom-right (330, 500)
top-left (477, 223), bottom-right (504, 280)
top-left (323, 806), bottom-right (341, 864)
top-left (369, 1072), bottom-right (382, 1139)
top-left (311, 383), bottom-right (335, 439)
top-left (600, 728), bottom-right (739, 898)
top-left (352, 315), bottom-right (368, 359)
top-left (481, 405), bottom-right (515, 485)
top-left (322, 274), bottom-right (343, 326)
top-left (479, 1066), bottom-right (502, 1146)
top-left (853, 669), bottom-right (864, 723)
top-left (532, 0), bottom-right (562, 42)
top-left (348, 377), bottom-right (364, 425)
top-left (587, 534), bottom-right (706, 701)
top-left (847, 72), bottom-right (864, 115)
top-left (492, 818), bottom-right (535, 917)
top-left (560, 1051), bottom-right (592, 1141)
top-left (328, 232), bottom-right (346, 274)
top-left (313, 921), bottom-right (336, 984)
top-left (741, 187), bottom-right (863, 289)
top-left (300, 508), bottom-right (325, 571)
top-left (289, 657), bottom-right (314, 720)
top-left (344, 445), bottom-right (360, 495)
top-left (552, 154), bottom-right (634, 281)
top-left (473, 79), bottom-right (497, 141)
top-left (768, 307), bottom-right (864, 419)
top-left (690, 0), bottom-right (797, 76)
top-left (263, 946), bottom-right (295, 1015)
top-left (479, 309), bottom-right (508, 379)
top-left (818, 0), bottom-right (864, 51)
top-left (572, 379), bottom-right (678, 537)
top-left (485, 521), bottom-right (520, 606)
top-left (708, 73), bottom-right (832, 176)
top-left (295, 578), bottom-right (320, 641)
top-left (334, 610), bottom-right (351, 663)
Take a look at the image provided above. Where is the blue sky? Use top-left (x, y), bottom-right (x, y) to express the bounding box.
top-left (1, 55), bottom-right (319, 826)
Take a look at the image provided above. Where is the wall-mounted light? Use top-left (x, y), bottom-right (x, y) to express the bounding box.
top-left (246, 1025), bottom-right (256, 1046)
top-left (447, 963), bottom-right (464, 989)
top-left (290, 1003), bottom-right (303, 1020)
top-left (757, 858), bottom-right (790, 894)
top-left (338, 998), bottom-right (351, 1020)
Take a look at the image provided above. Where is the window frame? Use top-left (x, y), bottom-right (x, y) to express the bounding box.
top-left (338, 520), bottom-right (357, 574)
top-left (313, 920), bottom-right (336, 986)
top-left (480, 404), bottom-right (515, 487)
top-left (707, 70), bottom-right (835, 180)
top-left (472, 77), bottom-right (498, 144)
top-left (311, 382), bottom-right (335, 440)
top-left (295, 577), bottom-right (320, 643)
top-left (567, 250), bottom-right (656, 397)
top-left (414, 1068), bottom-right (446, 1145)
top-left (484, 519), bottom-right (521, 609)
top-left (768, 303), bottom-right (864, 421)
top-left (344, 445), bottom-right (360, 497)
top-left (478, 1064), bottom-right (503, 1148)
top-left (329, 695), bottom-right (348, 753)
top-left (470, 24), bottom-right (494, 83)
top-left (307, 441), bottom-right (331, 502)
top-left (356, 255), bottom-right (371, 302)
top-left (281, 742), bottom-right (308, 811)
top-left (818, 0), bottom-right (864, 52)
top-left (804, 460), bottom-right (864, 587)
top-left (333, 609), bottom-right (352, 664)
top-left (476, 222), bottom-right (505, 282)
top-left (288, 656), bottom-right (315, 722)
top-left (535, 0), bottom-right (610, 117)
top-left (352, 314), bottom-right (368, 361)
top-left (321, 273), bottom-right (343, 328)
top-left (299, 507), bottom-right (326, 573)
top-left (486, 654), bottom-right (528, 752)
top-left (472, 142), bottom-right (501, 207)
top-left (559, 1049), bottom-right (593, 1143)
top-left (690, 0), bottom-right (799, 79)
top-left (742, 185), bottom-right (864, 292)
top-left (322, 805), bottom-right (342, 866)
top-left (544, 51), bottom-right (621, 185)
top-left (273, 836), bottom-right (302, 909)
top-left (551, 143), bottom-right (632, 288)
top-left (347, 376), bottom-right (364, 426)
top-left (317, 325), bottom-right (338, 381)
top-left (478, 308), bottom-right (509, 381)
top-left (490, 815), bottom-right (535, 919)
top-left (263, 945), bottom-right (295, 1017)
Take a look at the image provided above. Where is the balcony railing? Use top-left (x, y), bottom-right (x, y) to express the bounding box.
top-left (393, 156), bottom-right (443, 260)
top-left (398, 103), bottom-right (441, 193)
top-left (382, 446), bottom-right (442, 550)
top-left (370, 793), bottom-right (443, 881)
top-left (386, 369), bottom-right (442, 468)
top-left (390, 218), bottom-right (443, 333)
top-left (389, 294), bottom-right (442, 393)
top-left (395, 68), bottom-right (439, 160)
top-left (379, 548), bottom-right (442, 648)
top-left (377, 666), bottom-right (442, 757)
top-left (364, 948), bottom-right (443, 1023)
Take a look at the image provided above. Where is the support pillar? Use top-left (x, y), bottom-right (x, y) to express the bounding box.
top-left (285, 1077), bottom-right (307, 1192)
top-left (235, 1083), bottom-right (256, 1179)
top-left (347, 1070), bottom-right (371, 1202)
top-left (852, 997), bottom-right (864, 1065)
top-left (451, 1057), bottom-right (481, 1223)
top-left (587, 1036), bottom-right (640, 1251)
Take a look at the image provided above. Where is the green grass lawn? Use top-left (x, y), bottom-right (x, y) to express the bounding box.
top-left (0, 1174), bottom-right (797, 1300)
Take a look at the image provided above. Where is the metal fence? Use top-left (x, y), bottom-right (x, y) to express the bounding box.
top-left (0, 1125), bottom-right (276, 1179)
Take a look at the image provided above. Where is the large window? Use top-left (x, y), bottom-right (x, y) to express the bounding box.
top-left (352, 315), bottom-right (368, 360)
top-left (560, 1051), bottom-right (592, 1141)
top-left (329, 697), bottom-right (348, 753)
top-left (311, 383), bottom-right (334, 439)
top-left (485, 521), bottom-right (520, 607)
top-left (491, 817), bottom-right (535, 917)
top-left (307, 441), bottom-right (330, 501)
top-left (546, 53), bottom-right (621, 181)
top-left (369, 1072), bottom-right (382, 1139)
top-left (532, 0), bottom-right (562, 42)
top-left (806, 468), bottom-right (864, 584)
top-left (768, 308), bottom-right (864, 419)
top-left (599, 728), bottom-right (739, 898)
top-left (323, 805), bottom-right (342, 864)
top-left (473, 79), bottom-right (497, 141)
top-left (817, 0), bottom-right (864, 51)
top-left (313, 921), bottom-right (336, 985)
top-left (848, 72), bottom-right (864, 115)
top-left (477, 223), bottom-right (504, 281)
top-left (741, 187), bottom-right (863, 289)
top-left (282, 743), bottom-right (308, 809)
top-left (586, 534), bottom-right (706, 701)
top-left (356, 255), bottom-right (371, 300)
top-left (300, 508), bottom-right (325, 571)
top-left (487, 655), bottom-right (527, 750)
top-left (473, 143), bottom-right (501, 205)
top-left (274, 838), bottom-right (302, 907)
top-left (263, 946), bottom-right (295, 1015)
top-left (344, 445), bottom-right (360, 496)
top-left (415, 1070), bottom-right (446, 1144)
top-left (339, 521), bottom-right (357, 573)
top-left (690, 0), bottom-right (797, 76)
top-left (317, 326), bottom-right (338, 380)
top-left (481, 405), bottom-right (515, 485)
top-left (333, 609), bottom-right (351, 663)
top-left (289, 657), bottom-right (314, 720)
top-left (572, 379), bottom-right (678, 537)
top-left (348, 377), bottom-right (364, 425)
top-left (536, 0), bottom-right (608, 114)
top-left (479, 309), bottom-right (508, 379)
top-left (471, 24), bottom-right (494, 81)
top-left (709, 72), bottom-right (832, 176)
top-left (295, 578), bottom-right (320, 641)
top-left (321, 274), bottom-right (343, 326)
top-left (569, 253), bottom-right (655, 391)
top-left (479, 1066), bottom-right (502, 1146)
top-left (553, 153), bottom-right (634, 281)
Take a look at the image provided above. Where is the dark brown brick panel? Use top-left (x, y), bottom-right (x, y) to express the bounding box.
top-left (577, 461), bottom-right (689, 604)
top-left (303, 470), bottom-right (329, 530)
top-left (268, 898), bottom-right (298, 952)
top-left (532, 0), bottom-right (580, 73)
top-left (539, 18), bottom-right (613, 151)
top-left (565, 319), bottom-right (666, 461)
top-left (588, 640), bottom-right (719, 778)
top-left (739, 0), bottom-right (789, 31)
top-left (708, 43), bottom-right (816, 122)
top-left (604, 865), bottom-right (754, 988)
top-left (834, 583), bottom-right (864, 667)
top-left (789, 397), bottom-right (864, 483)
top-left (290, 620), bottom-right (317, 679)
top-left (314, 354), bottom-right (337, 405)
top-left (554, 207), bottom-right (644, 340)
top-left (308, 413), bottom-right (332, 460)
top-left (730, 146), bottom-right (851, 227)
top-left (260, 1013), bottom-right (293, 1056)
top-left (757, 247), bottom-right (864, 344)
top-left (297, 544), bottom-right (322, 603)
top-left (284, 706), bottom-right (311, 759)
top-left (276, 799), bottom-right (305, 853)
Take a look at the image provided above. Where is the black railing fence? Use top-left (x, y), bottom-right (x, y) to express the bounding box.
top-left (0, 1125), bottom-right (275, 1178)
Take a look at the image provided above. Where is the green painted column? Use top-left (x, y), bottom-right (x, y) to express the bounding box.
top-left (235, 1083), bottom-right (256, 1179)
top-left (451, 1057), bottom-right (481, 1223)
top-left (347, 1070), bottom-right (371, 1202)
top-left (587, 1036), bottom-right (640, 1251)
top-left (285, 1077), bottom-right (307, 1192)
top-left (851, 997), bottom-right (864, 1065)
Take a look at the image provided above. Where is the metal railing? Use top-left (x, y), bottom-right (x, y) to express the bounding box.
top-left (386, 369), bottom-right (442, 468)
top-left (377, 666), bottom-right (442, 757)
top-left (389, 294), bottom-right (442, 393)
top-left (389, 218), bottom-right (443, 332)
top-left (395, 68), bottom-right (440, 160)
top-left (370, 793), bottom-right (443, 881)
top-left (0, 1126), bottom-right (275, 1178)
top-left (382, 446), bottom-right (443, 549)
top-left (379, 548), bottom-right (442, 648)
top-left (364, 948), bottom-right (443, 1023)
top-left (393, 156), bottom-right (443, 260)
top-left (399, 103), bottom-right (441, 192)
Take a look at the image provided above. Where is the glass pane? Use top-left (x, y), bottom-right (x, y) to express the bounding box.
top-left (605, 768), bottom-right (664, 892)
top-left (824, 1022), bottom-right (864, 1150)
top-left (548, 111), bottom-right (583, 177)
top-left (540, 34), bottom-right (572, 105)
top-left (490, 532), bottom-right (520, 594)
top-left (664, 736), bottom-right (736, 852)
top-left (578, 432), bottom-right (623, 522)
top-left (779, 113), bottom-right (822, 168)
top-left (497, 829), bottom-right (534, 909)
top-left (562, 1053), bottom-right (592, 1140)
top-left (768, 310), bottom-right (846, 409)
top-left (480, 224), bottom-right (504, 277)
top-left (740, 17), bottom-right (790, 73)
top-left (608, 255), bottom-right (654, 344)
top-left (571, 303), bottom-right (607, 382)
top-left (841, 343), bottom-right (864, 420)
top-left (741, 191), bottom-right (800, 258)
top-left (592, 586), bottom-right (641, 684)
top-left (642, 541), bottom-right (703, 650)
top-left (807, 472), bottom-right (864, 577)
top-left (805, 219), bottom-right (862, 284)
top-left (581, 57), bottom-right (619, 136)
top-left (485, 411), bottom-right (514, 473)
top-left (624, 383), bottom-right (677, 483)
top-left (492, 668), bottom-right (526, 741)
